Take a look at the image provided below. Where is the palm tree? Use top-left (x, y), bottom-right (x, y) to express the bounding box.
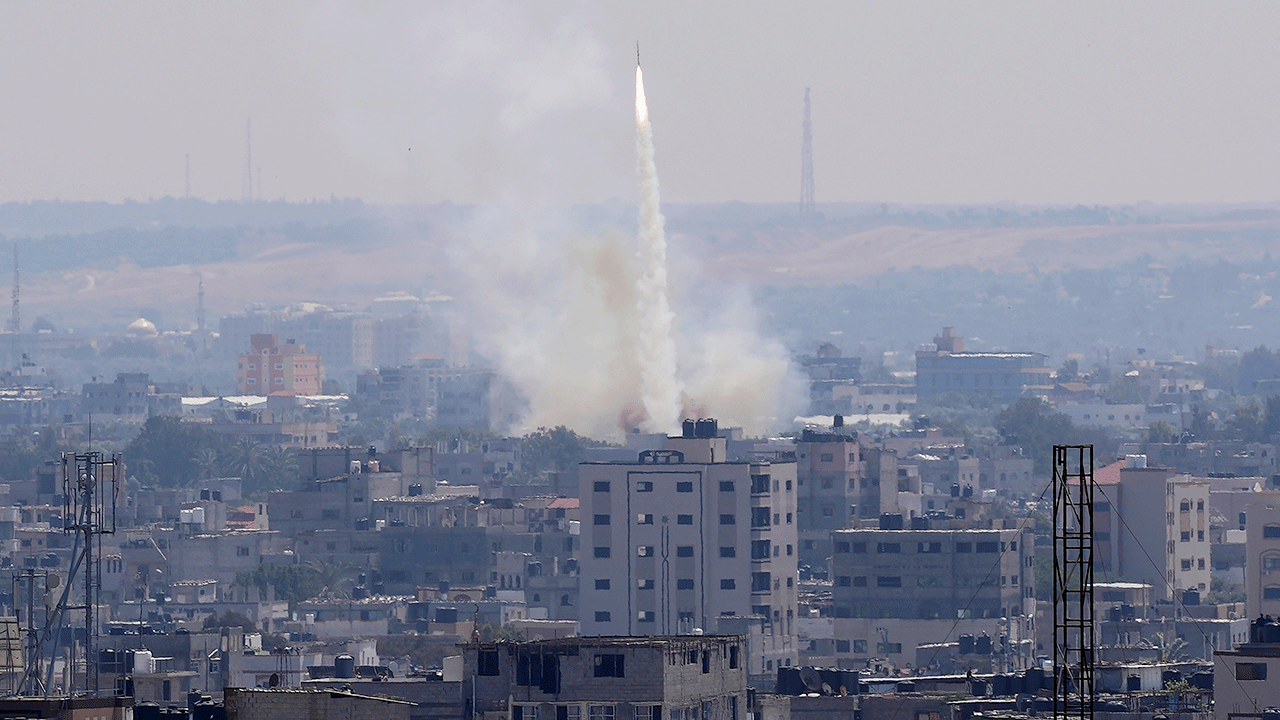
top-left (192, 448), bottom-right (220, 480)
top-left (304, 559), bottom-right (358, 600)
top-left (1140, 632), bottom-right (1189, 662)
top-left (222, 437), bottom-right (263, 483)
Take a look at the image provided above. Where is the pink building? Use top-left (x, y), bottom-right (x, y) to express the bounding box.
top-left (236, 333), bottom-right (323, 396)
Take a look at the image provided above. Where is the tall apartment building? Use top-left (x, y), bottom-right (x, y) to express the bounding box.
top-left (830, 524), bottom-right (1035, 669)
top-left (794, 426), bottom-right (862, 566)
top-left (915, 327), bottom-right (1051, 401)
top-left (579, 420), bottom-right (798, 676)
top-left (236, 334), bottom-right (323, 396)
top-left (220, 304), bottom-right (372, 374)
top-left (1110, 464), bottom-right (1210, 600)
top-left (1245, 491), bottom-right (1280, 619)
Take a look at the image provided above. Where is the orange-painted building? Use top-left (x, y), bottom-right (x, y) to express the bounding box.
top-left (236, 333), bottom-right (323, 396)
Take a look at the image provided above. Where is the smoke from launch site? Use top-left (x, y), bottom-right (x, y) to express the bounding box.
top-left (312, 2), bottom-right (805, 440)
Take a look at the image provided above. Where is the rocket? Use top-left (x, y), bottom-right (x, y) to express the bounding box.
top-left (637, 41), bottom-right (640, 66)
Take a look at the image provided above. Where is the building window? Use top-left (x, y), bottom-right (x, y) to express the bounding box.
top-left (1237, 662), bottom-right (1268, 680)
top-left (558, 707), bottom-right (582, 720)
top-left (853, 576), bottom-right (867, 587)
top-left (637, 612), bottom-right (655, 623)
top-left (752, 573), bottom-right (772, 592)
top-left (594, 546), bottom-right (611, 558)
top-left (514, 706), bottom-right (541, 720)
top-left (677, 579), bottom-right (695, 590)
top-left (594, 514), bottom-right (610, 525)
top-left (1180, 531), bottom-right (1190, 542)
top-left (1181, 559), bottom-right (1192, 571)
top-left (1265, 525), bottom-right (1280, 539)
top-left (853, 640), bottom-right (868, 653)
top-left (720, 514), bottom-right (735, 525)
top-left (637, 546), bottom-right (654, 557)
top-left (721, 579), bottom-right (736, 589)
top-left (595, 579), bottom-right (610, 590)
top-left (751, 508), bottom-right (770, 528)
top-left (720, 547), bottom-right (736, 558)
top-left (836, 576), bottom-right (851, 587)
top-left (478, 650), bottom-right (500, 676)
top-left (676, 546), bottom-right (694, 557)
top-left (956, 542), bottom-right (972, 553)
top-left (677, 482), bottom-right (693, 493)
top-left (876, 642), bottom-right (903, 654)
top-left (593, 655), bottom-right (624, 678)
top-left (677, 514), bottom-right (693, 525)
top-left (594, 611), bottom-right (612, 623)
top-left (719, 481), bottom-right (735, 492)
top-left (589, 707), bottom-right (616, 720)
top-left (636, 481), bottom-right (654, 492)
top-left (638, 579), bottom-right (654, 590)
top-left (236, 546), bottom-right (250, 557)
top-left (593, 481), bottom-right (610, 493)
top-left (976, 541), bottom-right (999, 553)
top-left (918, 542), bottom-right (942, 554)
top-left (1264, 587), bottom-right (1280, 600)
top-left (876, 543), bottom-right (900, 554)
top-left (637, 513), bottom-right (654, 525)
top-left (851, 542), bottom-right (867, 553)
top-left (877, 576), bottom-right (902, 588)
top-left (820, 453), bottom-right (834, 462)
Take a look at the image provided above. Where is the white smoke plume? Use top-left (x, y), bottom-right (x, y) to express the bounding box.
top-left (633, 64), bottom-right (683, 435)
top-left (306, 2), bottom-right (804, 440)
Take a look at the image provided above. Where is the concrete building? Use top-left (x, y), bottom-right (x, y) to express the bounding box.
top-left (237, 333), bottom-right (323, 396)
top-left (463, 635), bottom-right (747, 720)
top-left (579, 420), bottom-right (799, 676)
top-left (794, 427), bottom-right (861, 566)
top-left (1214, 617), bottom-right (1280, 720)
top-left (829, 524), bottom-right (1035, 670)
top-left (1111, 464), bottom-right (1210, 600)
top-left (914, 328), bottom-right (1051, 401)
top-left (1244, 490), bottom-right (1280, 619)
top-left (80, 372), bottom-right (180, 420)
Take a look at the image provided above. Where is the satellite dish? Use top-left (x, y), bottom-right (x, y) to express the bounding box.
top-left (269, 673), bottom-right (280, 688)
top-left (45, 573), bottom-right (59, 589)
top-left (800, 667), bottom-right (823, 692)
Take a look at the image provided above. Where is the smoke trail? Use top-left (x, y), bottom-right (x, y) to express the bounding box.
top-left (634, 63), bottom-right (682, 434)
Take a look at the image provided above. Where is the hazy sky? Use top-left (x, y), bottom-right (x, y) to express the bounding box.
top-left (2, 1), bottom-right (1279, 206)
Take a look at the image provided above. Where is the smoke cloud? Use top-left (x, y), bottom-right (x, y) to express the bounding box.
top-left (309, 2), bottom-right (804, 439)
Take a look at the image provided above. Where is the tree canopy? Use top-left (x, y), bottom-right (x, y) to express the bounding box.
top-left (521, 426), bottom-right (611, 477)
top-left (123, 416), bottom-right (297, 497)
top-left (994, 398), bottom-right (1083, 476)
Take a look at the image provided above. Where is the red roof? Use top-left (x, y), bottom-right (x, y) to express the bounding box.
top-left (1094, 459), bottom-right (1124, 485)
top-left (546, 498), bottom-right (579, 509)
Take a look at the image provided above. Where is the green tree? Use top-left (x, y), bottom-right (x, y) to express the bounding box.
top-left (1227, 402), bottom-right (1265, 442)
top-left (202, 610), bottom-right (258, 632)
top-left (305, 559), bottom-right (359, 600)
top-left (1057, 359), bottom-right (1080, 383)
top-left (995, 398), bottom-right (1083, 476)
top-left (521, 426), bottom-right (611, 478)
top-left (1147, 420), bottom-right (1176, 445)
top-left (235, 563), bottom-right (327, 609)
top-left (124, 416), bottom-right (223, 486)
top-left (1239, 345), bottom-right (1280, 391)
top-left (1101, 376), bottom-right (1146, 404)
top-left (1189, 405), bottom-right (1215, 441)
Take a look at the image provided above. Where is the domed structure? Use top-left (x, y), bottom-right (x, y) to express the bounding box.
top-left (126, 317), bottom-right (158, 337)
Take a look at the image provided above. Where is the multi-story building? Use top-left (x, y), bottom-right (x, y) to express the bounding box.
top-left (464, 635), bottom-right (747, 720)
top-left (1244, 491), bottom-right (1280, 619)
top-left (829, 523), bottom-right (1035, 670)
top-left (915, 327), bottom-right (1052, 401)
top-left (1111, 463), bottom-right (1209, 600)
top-left (80, 372), bottom-right (180, 420)
top-left (219, 304), bottom-right (372, 375)
top-left (579, 420), bottom-right (798, 676)
top-left (794, 427), bottom-right (861, 566)
top-left (236, 333), bottom-right (323, 396)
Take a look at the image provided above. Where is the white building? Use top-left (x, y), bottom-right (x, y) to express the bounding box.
top-left (578, 421), bottom-right (799, 677)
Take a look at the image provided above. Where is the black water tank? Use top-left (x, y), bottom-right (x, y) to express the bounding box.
top-left (354, 518), bottom-right (370, 531)
top-left (969, 679), bottom-right (988, 697)
top-left (959, 634), bottom-right (974, 654)
top-left (992, 675), bottom-right (1010, 696)
top-left (951, 484), bottom-right (961, 497)
top-left (1162, 669), bottom-right (1182, 687)
top-left (879, 513), bottom-right (904, 530)
top-left (976, 633), bottom-right (993, 655)
top-left (1183, 589), bottom-right (1201, 606)
top-left (910, 516), bottom-right (930, 530)
top-left (1127, 675), bottom-right (1141, 692)
top-left (335, 654), bottom-right (356, 679)
top-left (135, 703), bottom-right (161, 720)
top-left (776, 666), bottom-right (803, 695)
top-left (352, 586), bottom-right (369, 600)
top-left (408, 484), bottom-right (423, 496)
top-left (1189, 671), bottom-right (1213, 690)
top-left (682, 419), bottom-right (696, 439)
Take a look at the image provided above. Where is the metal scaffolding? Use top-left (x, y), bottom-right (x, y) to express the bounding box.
top-left (1053, 444), bottom-right (1094, 720)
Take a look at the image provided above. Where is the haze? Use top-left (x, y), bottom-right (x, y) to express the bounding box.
top-left (2, 1), bottom-right (1279, 205)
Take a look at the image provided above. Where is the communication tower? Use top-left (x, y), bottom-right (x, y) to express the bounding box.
top-left (1052, 445), bottom-right (1095, 720)
top-left (800, 88), bottom-right (815, 217)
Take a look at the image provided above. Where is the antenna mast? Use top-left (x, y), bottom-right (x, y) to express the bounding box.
top-left (10, 244), bottom-right (19, 370)
top-left (800, 87), bottom-right (815, 218)
top-left (242, 118), bottom-right (253, 202)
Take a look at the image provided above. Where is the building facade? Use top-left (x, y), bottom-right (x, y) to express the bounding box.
top-left (236, 333), bottom-right (323, 396)
top-left (579, 424), bottom-right (798, 676)
top-left (915, 328), bottom-right (1051, 401)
